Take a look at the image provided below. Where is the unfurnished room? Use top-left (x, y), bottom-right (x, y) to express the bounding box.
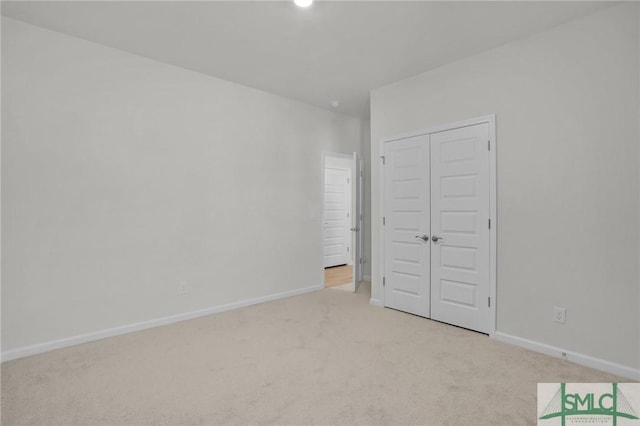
top-left (1, 1), bottom-right (639, 425)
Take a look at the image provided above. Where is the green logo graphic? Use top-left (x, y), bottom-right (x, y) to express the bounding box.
top-left (539, 383), bottom-right (639, 426)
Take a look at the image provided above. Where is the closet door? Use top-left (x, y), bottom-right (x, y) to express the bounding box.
top-left (430, 123), bottom-right (491, 333)
top-left (383, 135), bottom-right (431, 318)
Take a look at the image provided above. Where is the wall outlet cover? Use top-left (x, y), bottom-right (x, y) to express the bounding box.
top-left (553, 306), bottom-right (566, 324)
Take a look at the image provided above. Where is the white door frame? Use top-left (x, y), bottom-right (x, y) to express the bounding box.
top-left (355, 154), bottom-right (364, 290)
top-left (322, 151), bottom-right (361, 291)
top-left (378, 115), bottom-right (497, 336)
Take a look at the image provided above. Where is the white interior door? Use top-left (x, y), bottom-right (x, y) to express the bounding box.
top-left (383, 135), bottom-right (431, 317)
top-left (324, 167), bottom-right (350, 268)
top-left (352, 152), bottom-right (363, 292)
top-left (430, 123), bottom-right (491, 333)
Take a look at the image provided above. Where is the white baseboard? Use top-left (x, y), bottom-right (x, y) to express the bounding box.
top-left (493, 332), bottom-right (640, 381)
top-left (2, 284), bottom-right (323, 363)
top-left (362, 275), bottom-right (371, 282)
top-left (369, 298), bottom-right (383, 307)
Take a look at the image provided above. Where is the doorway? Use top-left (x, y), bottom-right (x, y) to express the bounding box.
top-left (380, 116), bottom-right (496, 334)
top-left (322, 152), bottom-right (362, 291)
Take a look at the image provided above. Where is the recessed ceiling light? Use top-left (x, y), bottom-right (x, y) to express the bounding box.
top-left (329, 100), bottom-right (340, 108)
top-left (294, 0), bottom-right (313, 8)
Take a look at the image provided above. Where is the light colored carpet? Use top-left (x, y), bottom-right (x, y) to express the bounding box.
top-left (1, 282), bottom-right (624, 425)
top-left (328, 282), bottom-right (354, 292)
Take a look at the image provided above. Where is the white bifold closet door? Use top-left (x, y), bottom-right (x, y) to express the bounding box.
top-left (430, 124), bottom-right (491, 333)
top-left (384, 123), bottom-right (490, 333)
top-left (383, 135), bottom-right (431, 318)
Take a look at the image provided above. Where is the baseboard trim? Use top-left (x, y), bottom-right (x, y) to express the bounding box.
top-left (2, 284), bottom-right (323, 363)
top-left (369, 298), bottom-right (383, 307)
top-left (493, 331), bottom-right (640, 381)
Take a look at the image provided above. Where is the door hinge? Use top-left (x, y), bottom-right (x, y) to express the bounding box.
top-left (383, 277), bottom-right (386, 286)
top-left (380, 155), bottom-right (385, 165)
top-left (383, 216), bottom-right (386, 226)
top-left (488, 140), bottom-right (490, 151)
top-left (347, 178), bottom-right (350, 184)
top-left (488, 297), bottom-right (491, 307)
top-left (488, 219), bottom-right (491, 229)
top-left (359, 257), bottom-right (363, 264)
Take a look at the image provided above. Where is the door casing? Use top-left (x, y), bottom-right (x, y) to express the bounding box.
top-left (378, 115), bottom-right (497, 336)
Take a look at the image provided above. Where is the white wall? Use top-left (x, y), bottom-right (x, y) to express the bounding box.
top-left (1, 17), bottom-right (361, 354)
top-left (371, 4), bottom-right (640, 371)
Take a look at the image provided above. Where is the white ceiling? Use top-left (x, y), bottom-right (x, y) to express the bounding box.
top-left (2, 1), bottom-right (612, 118)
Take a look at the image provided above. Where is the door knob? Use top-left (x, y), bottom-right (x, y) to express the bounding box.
top-left (432, 235), bottom-right (443, 243)
top-left (350, 227), bottom-right (360, 231)
top-left (415, 235), bottom-right (429, 242)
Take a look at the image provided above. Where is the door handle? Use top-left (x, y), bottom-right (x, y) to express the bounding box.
top-left (415, 235), bottom-right (429, 242)
top-left (432, 235), bottom-right (443, 243)
top-left (350, 227), bottom-right (360, 231)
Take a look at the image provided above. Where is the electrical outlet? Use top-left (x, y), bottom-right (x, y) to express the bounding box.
top-left (179, 281), bottom-right (188, 295)
top-left (553, 306), bottom-right (566, 324)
